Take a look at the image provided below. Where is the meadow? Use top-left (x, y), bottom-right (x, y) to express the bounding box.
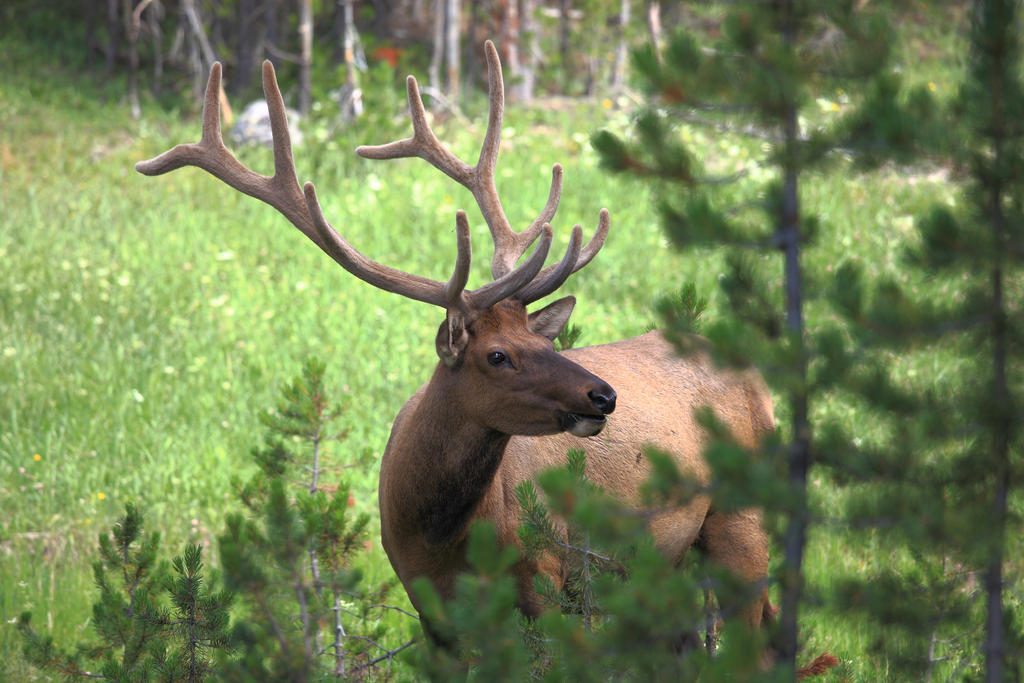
top-left (0, 9), bottom-right (1009, 679)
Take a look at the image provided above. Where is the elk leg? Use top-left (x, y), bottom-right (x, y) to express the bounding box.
top-left (698, 508), bottom-right (771, 628)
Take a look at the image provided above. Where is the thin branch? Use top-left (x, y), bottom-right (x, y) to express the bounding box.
top-left (264, 41), bottom-right (301, 64)
top-left (349, 638), bottom-right (417, 671)
top-left (663, 106), bottom-right (782, 143)
top-left (364, 603), bottom-right (422, 621)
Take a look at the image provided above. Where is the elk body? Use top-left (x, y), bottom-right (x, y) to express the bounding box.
top-left (137, 42), bottom-right (775, 643)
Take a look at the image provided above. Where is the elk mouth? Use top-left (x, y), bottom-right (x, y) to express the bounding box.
top-left (561, 412), bottom-right (608, 437)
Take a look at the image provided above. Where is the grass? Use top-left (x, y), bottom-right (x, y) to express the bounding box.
top-left (0, 8), bottom-right (1014, 680)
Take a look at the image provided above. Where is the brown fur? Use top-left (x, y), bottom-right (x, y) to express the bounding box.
top-left (378, 300), bottom-right (775, 628)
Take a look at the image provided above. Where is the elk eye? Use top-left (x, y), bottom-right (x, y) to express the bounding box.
top-left (487, 351), bottom-right (507, 366)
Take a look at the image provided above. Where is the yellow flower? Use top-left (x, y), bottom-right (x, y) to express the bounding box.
top-left (928, 81), bottom-right (937, 92)
top-left (602, 98), bottom-right (613, 109)
top-left (97, 492), bottom-right (106, 500)
top-left (32, 454), bottom-right (41, 462)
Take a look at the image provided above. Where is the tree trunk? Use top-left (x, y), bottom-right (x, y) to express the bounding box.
top-left (85, 0), bottom-right (99, 68)
top-left (123, 0), bottom-right (141, 119)
top-left (500, 0), bottom-right (521, 101)
top-left (298, 0), bottom-right (313, 114)
top-left (518, 0), bottom-right (537, 102)
top-left (149, 0), bottom-right (163, 93)
top-left (181, 0), bottom-right (226, 117)
top-left (444, 0), bottom-right (460, 100)
top-left (464, 0), bottom-right (480, 91)
top-left (982, 12), bottom-right (1010, 679)
top-left (559, 0), bottom-right (571, 93)
top-left (336, 0), bottom-right (363, 119)
top-left (776, 3), bottom-right (808, 670)
top-left (983, 178), bottom-right (1009, 683)
top-left (332, 0), bottom-right (345, 66)
top-left (610, 0), bottom-right (630, 91)
top-left (105, 0), bottom-right (121, 75)
top-left (233, 0), bottom-right (259, 95)
top-left (429, 0), bottom-right (444, 93)
top-left (645, 1), bottom-right (661, 61)
top-left (342, 0), bottom-right (358, 87)
top-left (265, 0), bottom-right (280, 68)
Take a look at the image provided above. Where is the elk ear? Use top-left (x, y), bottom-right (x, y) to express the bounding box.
top-left (436, 311), bottom-right (470, 367)
top-left (528, 296), bottom-right (576, 341)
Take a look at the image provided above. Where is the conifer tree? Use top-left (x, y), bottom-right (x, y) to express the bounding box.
top-left (822, 1), bottom-right (1023, 678)
top-left (17, 504), bottom-right (232, 681)
top-left (17, 361), bottom-right (406, 681)
top-left (592, 0), bottom-right (932, 672)
top-left (218, 357), bottom-right (410, 681)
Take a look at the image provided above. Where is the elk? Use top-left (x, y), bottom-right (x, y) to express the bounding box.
top-left (137, 42), bottom-right (778, 653)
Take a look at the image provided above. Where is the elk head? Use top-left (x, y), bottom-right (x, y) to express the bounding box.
top-left (136, 41), bottom-right (614, 439)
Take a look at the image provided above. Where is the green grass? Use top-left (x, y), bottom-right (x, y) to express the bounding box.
top-left (1, 9), bottom-right (1012, 680)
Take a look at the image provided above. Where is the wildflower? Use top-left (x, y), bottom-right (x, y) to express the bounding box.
top-left (97, 492), bottom-right (106, 500)
top-left (32, 454), bottom-right (41, 462)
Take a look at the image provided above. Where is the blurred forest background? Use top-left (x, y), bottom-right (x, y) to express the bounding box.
top-left (13, 0), bottom-right (661, 117)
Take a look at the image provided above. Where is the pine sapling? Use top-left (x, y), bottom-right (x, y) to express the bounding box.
top-left (18, 504), bottom-right (232, 682)
top-left (219, 357), bottom-right (410, 681)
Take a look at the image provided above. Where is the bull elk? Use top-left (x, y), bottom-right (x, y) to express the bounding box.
top-left (137, 41), bottom-right (785, 660)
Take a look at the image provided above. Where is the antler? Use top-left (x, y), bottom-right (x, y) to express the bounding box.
top-left (357, 40), bottom-right (609, 305)
top-left (135, 59), bottom-right (553, 312)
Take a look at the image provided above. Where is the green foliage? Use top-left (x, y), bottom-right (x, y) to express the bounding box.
top-left (822, 1), bottom-right (1024, 678)
top-left (554, 323), bottom-right (584, 352)
top-left (592, 0), bottom-right (950, 675)
top-left (16, 359), bottom-right (408, 681)
top-left (219, 357), bottom-right (404, 681)
top-left (417, 450), bottom-right (784, 681)
top-left (412, 523), bottom-right (531, 681)
top-left (656, 282), bottom-right (708, 338)
top-left (18, 504), bottom-right (232, 681)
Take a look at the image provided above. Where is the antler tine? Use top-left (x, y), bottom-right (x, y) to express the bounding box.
top-left (357, 40), bottom-right (557, 281)
top-left (516, 209), bottom-right (611, 305)
top-left (308, 181), bottom-right (554, 312)
top-left (357, 74), bottom-right (474, 185)
top-left (516, 224), bottom-right (582, 304)
top-left (137, 60), bottom-right (481, 310)
top-left (468, 225), bottom-right (554, 311)
top-left (445, 211), bottom-right (473, 308)
top-left (136, 62), bottom-right (312, 246)
top-left (476, 41), bottom-right (556, 278)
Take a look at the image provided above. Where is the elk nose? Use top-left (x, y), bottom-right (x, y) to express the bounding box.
top-left (588, 386), bottom-right (617, 415)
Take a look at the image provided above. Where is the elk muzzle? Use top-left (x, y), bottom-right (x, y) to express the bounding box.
top-left (561, 381), bottom-right (616, 437)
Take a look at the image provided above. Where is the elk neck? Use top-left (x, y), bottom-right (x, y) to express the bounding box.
top-left (394, 361), bottom-right (513, 547)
